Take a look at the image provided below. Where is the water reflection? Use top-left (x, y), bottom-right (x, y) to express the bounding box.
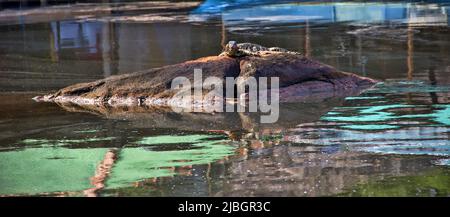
top-left (1, 1), bottom-right (449, 91)
top-left (340, 168), bottom-right (450, 196)
top-left (106, 134), bottom-right (236, 189)
top-left (0, 86), bottom-right (449, 197)
top-left (0, 0), bottom-right (449, 196)
top-left (192, 1), bottom-right (450, 27)
top-left (100, 142), bottom-right (448, 197)
top-left (0, 133), bottom-right (236, 196)
top-left (287, 80), bottom-right (450, 163)
top-left (0, 147), bottom-right (109, 196)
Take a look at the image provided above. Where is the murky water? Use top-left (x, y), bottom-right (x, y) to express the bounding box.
top-left (0, 0), bottom-right (449, 196)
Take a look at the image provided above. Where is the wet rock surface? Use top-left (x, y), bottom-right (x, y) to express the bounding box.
top-left (33, 43), bottom-right (378, 111)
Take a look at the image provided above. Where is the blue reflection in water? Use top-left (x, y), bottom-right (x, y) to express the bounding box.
top-left (400, 105), bottom-right (450, 126)
top-left (344, 96), bottom-right (385, 100)
top-left (435, 158), bottom-right (450, 166)
top-left (364, 143), bottom-right (450, 156)
top-left (340, 124), bottom-right (399, 130)
top-left (191, 0), bottom-right (450, 28)
top-left (321, 104), bottom-right (416, 122)
top-left (288, 80), bottom-right (450, 162)
top-left (50, 21), bottom-right (103, 54)
top-left (322, 104), bottom-right (450, 126)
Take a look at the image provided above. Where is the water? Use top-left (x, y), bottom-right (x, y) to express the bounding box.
top-left (0, 0), bottom-right (449, 196)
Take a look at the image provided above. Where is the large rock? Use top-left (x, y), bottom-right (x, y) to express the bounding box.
top-left (33, 45), bottom-right (378, 111)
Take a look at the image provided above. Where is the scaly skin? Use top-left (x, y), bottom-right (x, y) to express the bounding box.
top-left (220, 41), bottom-right (301, 57)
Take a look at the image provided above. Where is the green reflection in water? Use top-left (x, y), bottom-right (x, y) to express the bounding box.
top-left (340, 124), bottom-right (399, 130)
top-left (340, 168), bottom-right (450, 197)
top-left (399, 105), bottom-right (450, 126)
top-left (106, 134), bottom-right (235, 189)
top-left (314, 81), bottom-right (450, 160)
top-left (321, 104), bottom-right (414, 122)
top-left (325, 111), bottom-right (341, 115)
top-left (136, 134), bottom-right (225, 145)
top-left (74, 129), bottom-right (100, 133)
top-left (321, 99), bottom-right (449, 128)
top-left (345, 96), bottom-right (384, 100)
top-left (0, 147), bottom-right (108, 196)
